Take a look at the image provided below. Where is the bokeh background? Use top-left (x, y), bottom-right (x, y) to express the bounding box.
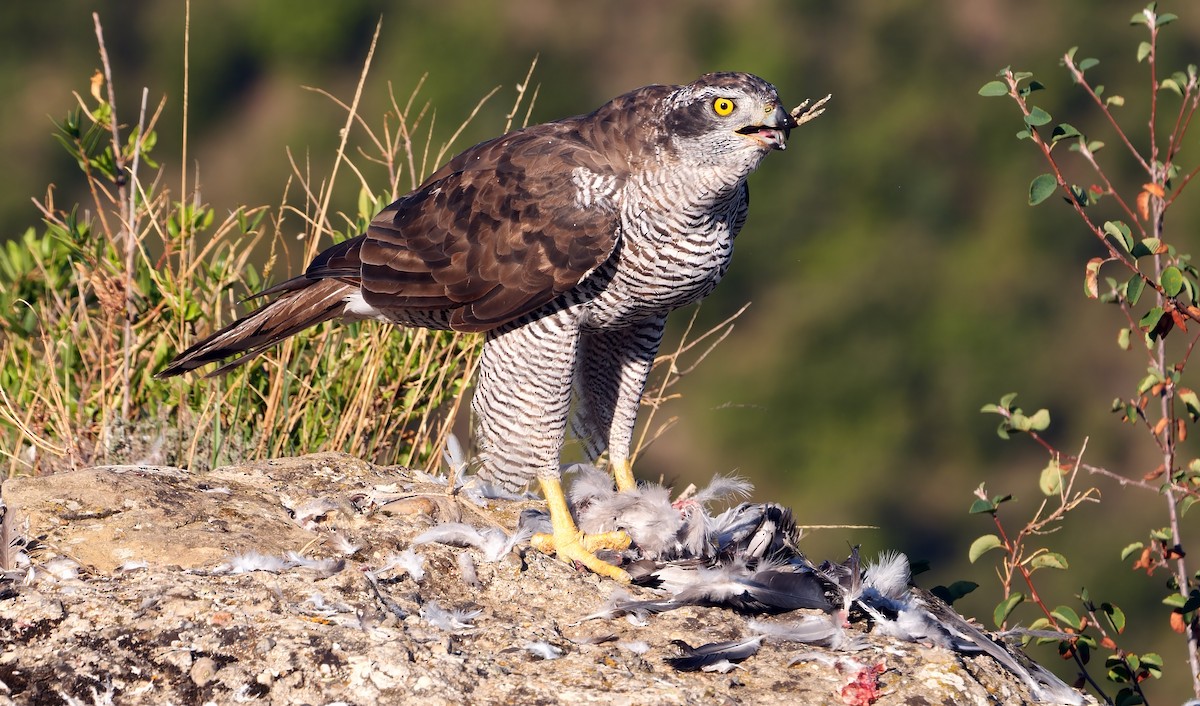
top-left (4, 0), bottom-right (1200, 699)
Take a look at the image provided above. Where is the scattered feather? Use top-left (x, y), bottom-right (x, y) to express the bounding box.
top-left (578, 588), bottom-right (674, 623)
top-left (749, 616), bottom-right (864, 651)
top-left (666, 636), bottom-right (763, 672)
top-left (412, 522), bottom-right (527, 563)
top-left (786, 651), bottom-right (842, 668)
top-left (463, 478), bottom-right (531, 503)
top-left (485, 526), bottom-right (531, 563)
top-left (303, 591), bottom-right (355, 617)
top-left (522, 641), bottom-right (564, 660)
top-left (283, 552), bottom-right (344, 578)
top-left (420, 600), bottom-right (482, 632)
top-left (304, 592), bottom-right (331, 611)
top-left (568, 633), bottom-right (617, 646)
top-left (689, 473), bottom-right (753, 507)
top-left (862, 551), bottom-right (911, 601)
top-left (115, 560), bottom-right (150, 573)
top-left (618, 640), bottom-right (651, 655)
top-left (328, 532), bottom-right (361, 556)
top-left (700, 659), bottom-right (741, 674)
top-left (411, 469), bottom-right (448, 486)
top-left (387, 548), bottom-right (427, 582)
top-left (42, 557), bottom-right (81, 581)
top-left (516, 508), bottom-right (552, 537)
top-left (625, 613), bottom-right (649, 627)
top-left (457, 551), bottom-right (480, 588)
top-left (413, 523), bottom-right (489, 549)
top-left (442, 433), bottom-right (469, 492)
top-left (226, 552), bottom-right (290, 574)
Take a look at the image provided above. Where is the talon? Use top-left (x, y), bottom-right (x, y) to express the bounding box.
top-left (536, 476), bottom-right (632, 582)
top-left (532, 530), bottom-right (632, 582)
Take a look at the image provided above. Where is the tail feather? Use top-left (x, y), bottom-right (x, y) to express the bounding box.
top-left (155, 278), bottom-right (354, 378)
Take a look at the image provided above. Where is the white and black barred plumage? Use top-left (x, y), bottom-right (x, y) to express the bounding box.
top-left (157, 71), bottom-right (797, 495)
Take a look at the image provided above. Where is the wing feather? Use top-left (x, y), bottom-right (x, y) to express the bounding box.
top-left (359, 122), bottom-right (625, 332)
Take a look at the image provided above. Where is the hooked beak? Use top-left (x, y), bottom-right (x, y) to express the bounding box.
top-left (736, 104), bottom-right (799, 150)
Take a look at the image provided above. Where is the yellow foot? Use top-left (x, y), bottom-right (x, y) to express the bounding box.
top-left (611, 456), bottom-right (637, 492)
top-left (536, 475), bottom-right (632, 582)
top-left (531, 529), bottom-right (632, 582)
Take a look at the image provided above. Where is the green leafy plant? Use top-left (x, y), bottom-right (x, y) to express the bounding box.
top-left (975, 3), bottom-right (1200, 703)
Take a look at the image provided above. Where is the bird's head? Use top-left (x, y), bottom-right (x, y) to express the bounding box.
top-left (663, 72), bottom-right (798, 168)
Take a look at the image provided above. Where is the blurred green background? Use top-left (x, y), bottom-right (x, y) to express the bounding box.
top-left (4, 0), bottom-right (1199, 699)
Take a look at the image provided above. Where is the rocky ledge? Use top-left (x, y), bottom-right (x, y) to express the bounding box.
top-left (0, 453), bottom-right (1091, 705)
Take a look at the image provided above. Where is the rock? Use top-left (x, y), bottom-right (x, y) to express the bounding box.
top-left (0, 453), bottom-right (1093, 705)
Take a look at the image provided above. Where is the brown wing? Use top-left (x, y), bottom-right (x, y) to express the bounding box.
top-left (355, 122), bottom-right (625, 332)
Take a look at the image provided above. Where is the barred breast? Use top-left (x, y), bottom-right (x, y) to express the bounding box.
top-left (578, 167), bottom-right (750, 329)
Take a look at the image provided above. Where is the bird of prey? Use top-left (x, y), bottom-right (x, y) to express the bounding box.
top-left (157, 72), bottom-right (804, 582)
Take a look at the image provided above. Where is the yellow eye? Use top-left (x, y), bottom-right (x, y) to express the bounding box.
top-left (712, 97), bottom-right (735, 116)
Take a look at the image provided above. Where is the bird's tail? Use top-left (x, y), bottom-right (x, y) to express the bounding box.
top-left (155, 277), bottom-right (355, 378)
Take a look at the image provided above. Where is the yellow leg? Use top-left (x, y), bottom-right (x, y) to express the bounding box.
top-left (530, 476), bottom-right (631, 582)
top-left (611, 456), bottom-right (637, 493)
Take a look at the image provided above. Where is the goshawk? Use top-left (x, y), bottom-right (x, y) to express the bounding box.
top-left (158, 72), bottom-right (804, 581)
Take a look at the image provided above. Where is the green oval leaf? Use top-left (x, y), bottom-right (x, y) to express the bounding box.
top-left (1030, 552), bottom-right (1069, 570)
top-left (1102, 602), bottom-right (1127, 634)
top-left (969, 534), bottom-right (1004, 563)
top-left (994, 592), bottom-right (1025, 627)
top-left (1138, 41), bottom-right (1152, 63)
top-left (1103, 220), bottom-right (1133, 251)
top-left (979, 80), bottom-right (1009, 97)
top-left (969, 498), bottom-right (997, 514)
top-left (1126, 275), bottom-right (1146, 306)
top-left (1024, 107), bottom-right (1053, 126)
top-left (1161, 266), bottom-right (1184, 297)
top-left (1039, 462), bottom-right (1064, 495)
top-left (1131, 237), bottom-right (1162, 257)
top-left (1029, 173), bottom-right (1057, 205)
top-left (1139, 306), bottom-right (1165, 330)
top-left (1163, 593), bottom-right (1186, 608)
top-left (1051, 123), bottom-right (1083, 143)
top-left (1079, 57), bottom-right (1100, 71)
top-left (1018, 80), bottom-right (1045, 98)
top-left (1051, 605), bottom-right (1082, 630)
